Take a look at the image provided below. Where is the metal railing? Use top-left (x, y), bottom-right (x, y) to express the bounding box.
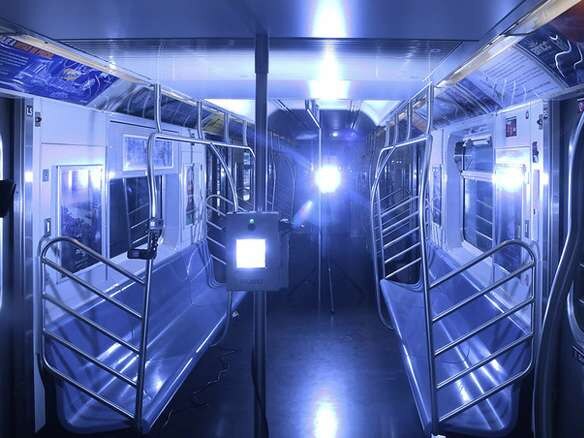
top-left (40, 236), bottom-right (145, 422)
top-left (39, 84), bottom-right (250, 432)
top-left (369, 84), bottom-right (538, 434)
top-left (430, 239), bottom-right (537, 423)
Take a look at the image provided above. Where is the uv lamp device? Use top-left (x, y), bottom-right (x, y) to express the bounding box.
top-left (225, 211), bottom-right (288, 292)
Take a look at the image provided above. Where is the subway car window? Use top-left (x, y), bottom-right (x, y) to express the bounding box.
top-left (4, 2), bottom-right (584, 437)
top-left (109, 175), bottom-right (163, 258)
top-left (461, 138), bottom-right (494, 251)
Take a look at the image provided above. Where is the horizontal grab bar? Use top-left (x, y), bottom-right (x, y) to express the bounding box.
top-left (41, 236), bottom-right (144, 285)
top-left (385, 242), bottom-right (421, 265)
top-left (42, 258), bottom-right (142, 319)
top-left (42, 359), bottom-right (134, 420)
top-left (210, 254), bottom-right (227, 265)
top-left (439, 367), bottom-right (531, 423)
top-left (380, 196), bottom-right (420, 218)
top-left (382, 211), bottom-right (419, 236)
top-left (207, 236), bottom-right (226, 249)
top-left (386, 257), bottom-right (422, 279)
top-left (384, 227), bottom-right (420, 249)
top-left (43, 330), bottom-right (137, 388)
top-left (42, 294), bottom-right (140, 354)
top-left (435, 333), bottom-right (532, 390)
top-left (206, 220), bottom-right (223, 231)
top-left (432, 261), bottom-right (535, 323)
top-left (433, 298), bottom-right (534, 357)
top-left (207, 205), bottom-right (227, 217)
top-left (430, 240), bottom-right (537, 290)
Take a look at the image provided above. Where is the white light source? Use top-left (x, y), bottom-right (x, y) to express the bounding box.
top-left (314, 401), bottom-right (338, 438)
top-left (315, 165), bottom-right (341, 194)
top-left (494, 167), bottom-right (525, 192)
top-left (236, 238), bottom-right (266, 269)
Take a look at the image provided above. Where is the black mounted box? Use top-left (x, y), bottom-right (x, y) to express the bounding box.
top-left (225, 211), bottom-right (288, 292)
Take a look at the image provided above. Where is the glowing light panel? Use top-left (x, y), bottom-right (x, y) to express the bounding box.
top-left (315, 165), bottom-right (341, 194)
top-left (236, 238), bottom-right (266, 269)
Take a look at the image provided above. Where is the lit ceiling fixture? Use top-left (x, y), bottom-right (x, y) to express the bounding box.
top-left (309, 45), bottom-right (350, 100)
top-left (312, 0), bottom-right (347, 38)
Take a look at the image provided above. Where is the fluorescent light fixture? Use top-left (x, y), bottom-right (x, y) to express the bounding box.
top-left (315, 165), bottom-right (341, 194)
top-left (312, 0), bottom-right (347, 38)
top-left (236, 238), bottom-right (266, 269)
top-left (309, 45), bottom-right (350, 99)
top-left (331, 131), bottom-right (339, 138)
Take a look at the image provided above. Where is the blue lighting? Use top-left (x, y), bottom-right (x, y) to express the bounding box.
top-left (315, 165), bottom-right (341, 194)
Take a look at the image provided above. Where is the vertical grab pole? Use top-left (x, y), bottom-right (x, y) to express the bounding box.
top-left (317, 116), bottom-right (323, 309)
top-left (135, 83), bottom-right (163, 431)
top-left (418, 85), bottom-right (439, 435)
top-left (253, 33), bottom-right (269, 438)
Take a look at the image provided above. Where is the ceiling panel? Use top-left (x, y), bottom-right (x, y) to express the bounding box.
top-left (64, 38), bottom-right (459, 99)
top-left (1, 0), bottom-right (531, 40)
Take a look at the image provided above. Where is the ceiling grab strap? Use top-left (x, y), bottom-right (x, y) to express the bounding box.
top-left (533, 109), bottom-right (584, 438)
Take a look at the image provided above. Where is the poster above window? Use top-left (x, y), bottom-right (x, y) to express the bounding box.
top-left (123, 135), bottom-right (173, 171)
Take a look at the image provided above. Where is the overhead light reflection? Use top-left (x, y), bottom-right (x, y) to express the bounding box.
top-left (309, 45), bottom-right (350, 99)
top-left (312, 0), bottom-right (347, 38)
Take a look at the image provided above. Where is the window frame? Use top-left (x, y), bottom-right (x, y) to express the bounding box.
top-left (459, 137), bottom-right (495, 252)
top-left (108, 174), bottom-right (164, 259)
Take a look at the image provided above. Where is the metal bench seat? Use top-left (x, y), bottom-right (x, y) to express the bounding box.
top-left (381, 248), bottom-right (531, 436)
top-left (43, 242), bottom-right (245, 433)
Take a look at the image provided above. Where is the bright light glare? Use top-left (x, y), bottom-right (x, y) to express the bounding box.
top-left (207, 99), bottom-right (255, 120)
top-left (236, 239), bottom-right (266, 269)
top-left (312, 0), bottom-right (347, 38)
top-left (309, 45), bottom-right (350, 99)
top-left (315, 165), bottom-right (341, 194)
top-left (494, 167), bottom-right (524, 192)
top-left (314, 401), bottom-right (338, 438)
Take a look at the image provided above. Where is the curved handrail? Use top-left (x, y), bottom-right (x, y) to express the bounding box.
top-left (369, 135), bottom-right (432, 330)
top-left (534, 108), bottom-right (584, 438)
top-left (41, 236), bottom-right (144, 285)
top-left (431, 239), bottom-right (537, 290)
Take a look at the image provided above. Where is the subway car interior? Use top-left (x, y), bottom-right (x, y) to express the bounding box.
top-left (1, 1), bottom-right (584, 437)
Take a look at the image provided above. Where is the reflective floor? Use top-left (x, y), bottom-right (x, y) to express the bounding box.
top-left (39, 233), bottom-right (532, 437)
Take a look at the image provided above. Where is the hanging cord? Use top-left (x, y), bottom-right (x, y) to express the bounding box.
top-left (158, 346), bottom-right (239, 434)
